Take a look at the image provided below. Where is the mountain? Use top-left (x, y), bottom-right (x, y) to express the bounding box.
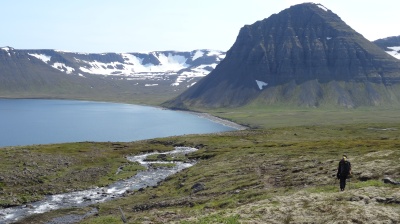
top-left (0, 47), bottom-right (225, 103)
top-left (163, 3), bottom-right (400, 109)
top-left (373, 36), bottom-right (400, 60)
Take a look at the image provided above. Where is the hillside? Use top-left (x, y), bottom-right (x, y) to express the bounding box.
top-left (0, 47), bottom-right (225, 104)
top-left (164, 3), bottom-right (400, 109)
top-left (373, 35), bottom-right (400, 60)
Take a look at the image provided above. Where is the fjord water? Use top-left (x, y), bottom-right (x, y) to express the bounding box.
top-left (0, 99), bottom-right (235, 147)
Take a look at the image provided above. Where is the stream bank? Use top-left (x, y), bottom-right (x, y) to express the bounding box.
top-left (0, 147), bottom-right (198, 224)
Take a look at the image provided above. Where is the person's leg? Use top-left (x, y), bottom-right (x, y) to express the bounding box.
top-left (340, 177), bottom-right (346, 191)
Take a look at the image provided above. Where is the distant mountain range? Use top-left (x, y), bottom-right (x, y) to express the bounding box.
top-left (2, 4), bottom-right (400, 108)
top-left (373, 36), bottom-right (400, 60)
top-left (0, 47), bottom-right (225, 103)
top-left (164, 3), bottom-right (400, 109)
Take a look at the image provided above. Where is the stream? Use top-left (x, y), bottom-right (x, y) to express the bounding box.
top-left (0, 147), bottom-right (198, 224)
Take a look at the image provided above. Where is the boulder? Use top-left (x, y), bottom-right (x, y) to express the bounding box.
top-left (358, 171), bottom-right (375, 181)
top-left (191, 183), bottom-right (205, 193)
top-left (382, 177), bottom-right (400, 185)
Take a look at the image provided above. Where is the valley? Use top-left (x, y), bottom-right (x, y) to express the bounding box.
top-left (1, 2), bottom-right (400, 223)
top-left (1, 114), bottom-right (399, 223)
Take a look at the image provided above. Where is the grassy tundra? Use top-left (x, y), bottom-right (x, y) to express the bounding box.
top-left (1, 107), bottom-right (400, 223)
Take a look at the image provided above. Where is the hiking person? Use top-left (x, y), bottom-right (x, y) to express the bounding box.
top-left (337, 155), bottom-right (352, 191)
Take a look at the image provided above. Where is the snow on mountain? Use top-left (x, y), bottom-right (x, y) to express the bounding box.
top-left (386, 46), bottom-right (400, 60)
top-left (52, 62), bottom-right (75, 74)
top-left (23, 49), bottom-right (225, 87)
top-left (28, 53), bottom-right (52, 63)
top-left (316, 4), bottom-right (329, 12)
top-left (1, 46), bottom-right (13, 56)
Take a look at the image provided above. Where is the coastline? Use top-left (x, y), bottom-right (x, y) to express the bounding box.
top-left (185, 111), bottom-right (248, 131)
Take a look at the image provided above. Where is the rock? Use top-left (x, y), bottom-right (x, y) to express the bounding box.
top-left (349, 196), bottom-right (362, 202)
top-left (375, 197), bottom-right (387, 203)
top-left (157, 154), bottom-right (167, 160)
top-left (82, 197), bottom-right (92, 201)
top-left (191, 183), bottom-right (205, 193)
top-left (359, 171), bottom-right (374, 181)
top-left (382, 177), bottom-right (400, 185)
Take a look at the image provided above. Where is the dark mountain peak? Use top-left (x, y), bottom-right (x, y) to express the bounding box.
top-left (163, 3), bottom-right (400, 109)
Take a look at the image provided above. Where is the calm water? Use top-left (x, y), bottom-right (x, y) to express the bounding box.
top-left (0, 99), bottom-right (235, 147)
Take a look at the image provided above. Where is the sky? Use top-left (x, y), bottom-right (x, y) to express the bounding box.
top-left (1, 0), bottom-right (399, 53)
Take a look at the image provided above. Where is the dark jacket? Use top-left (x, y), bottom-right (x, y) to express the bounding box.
top-left (337, 159), bottom-right (351, 179)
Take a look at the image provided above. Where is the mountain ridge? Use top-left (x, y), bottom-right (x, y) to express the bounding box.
top-left (163, 3), bottom-right (400, 109)
top-left (0, 47), bottom-right (225, 104)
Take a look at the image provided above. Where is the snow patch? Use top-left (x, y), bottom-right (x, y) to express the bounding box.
top-left (80, 53), bottom-right (191, 76)
top-left (386, 46), bottom-right (400, 60)
top-left (192, 50), bottom-right (204, 61)
top-left (145, 84), bottom-right (158, 87)
top-left (316, 4), bottom-right (328, 11)
top-left (52, 63), bottom-right (75, 74)
top-left (187, 82), bottom-right (197, 88)
top-left (256, 80), bottom-right (268, 90)
top-left (156, 53), bottom-right (189, 71)
top-left (79, 60), bottom-right (128, 75)
top-left (28, 53), bottom-right (52, 63)
top-left (326, 37), bottom-right (332, 40)
top-left (1, 47), bottom-right (13, 56)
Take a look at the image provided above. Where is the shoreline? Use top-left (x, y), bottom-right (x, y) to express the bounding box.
top-left (185, 111), bottom-right (248, 131)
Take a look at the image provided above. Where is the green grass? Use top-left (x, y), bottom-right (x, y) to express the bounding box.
top-left (200, 105), bottom-right (400, 129)
top-left (70, 122), bottom-right (400, 223)
top-left (0, 141), bottom-right (174, 207)
top-left (3, 107), bottom-right (400, 223)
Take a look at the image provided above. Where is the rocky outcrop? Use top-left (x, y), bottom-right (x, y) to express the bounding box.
top-left (164, 3), bottom-right (400, 108)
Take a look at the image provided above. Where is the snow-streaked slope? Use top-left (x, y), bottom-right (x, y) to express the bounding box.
top-left (24, 49), bottom-right (226, 86)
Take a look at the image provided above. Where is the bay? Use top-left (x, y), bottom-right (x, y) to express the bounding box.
top-left (0, 99), bottom-right (236, 147)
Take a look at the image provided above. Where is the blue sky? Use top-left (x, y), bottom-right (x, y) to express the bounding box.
top-left (1, 0), bottom-right (399, 53)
